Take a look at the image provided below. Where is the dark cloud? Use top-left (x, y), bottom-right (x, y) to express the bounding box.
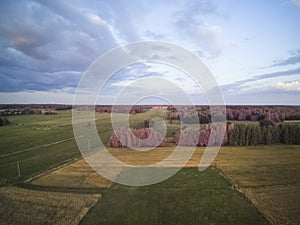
top-left (224, 89), bottom-right (300, 105)
top-left (252, 67), bottom-right (300, 80)
top-left (109, 63), bottom-right (158, 83)
top-left (143, 31), bottom-right (165, 40)
top-left (271, 50), bottom-right (300, 67)
top-left (0, 66), bottom-right (81, 92)
top-left (222, 67), bottom-right (300, 93)
top-left (0, 0), bottom-right (133, 92)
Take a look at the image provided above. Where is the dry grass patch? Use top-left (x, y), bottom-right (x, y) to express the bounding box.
top-left (0, 186), bottom-right (101, 225)
top-left (107, 147), bottom-right (204, 167)
top-left (31, 147), bottom-right (204, 188)
top-left (214, 146), bottom-right (300, 187)
top-left (31, 158), bottom-right (113, 188)
top-left (214, 146), bottom-right (300, 225)
top-left (243, 184), bottom-right (300, 225)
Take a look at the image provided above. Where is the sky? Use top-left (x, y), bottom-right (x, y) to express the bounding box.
top-left (0, 0), bottom-right (300, 105)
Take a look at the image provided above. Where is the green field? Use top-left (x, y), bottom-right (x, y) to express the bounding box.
top-left (0, 111), bottom-right (300, 225)
top-left (0, 110), bottom-right (164, 182)
top-left (81, 167), bottom-right (268, 225)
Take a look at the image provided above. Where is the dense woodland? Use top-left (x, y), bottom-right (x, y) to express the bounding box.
top-left (167, 105), bottom-right (300, 122)
top-left (227, 123), bottom-right (300, 145)
top-left (108, 122), bottom-right (300, 147)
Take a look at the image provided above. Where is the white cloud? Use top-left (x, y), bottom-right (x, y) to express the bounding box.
top-left (107, 24), bottom-right (127, 45)
top-left (87, 12), bottom-right (126, 45)
top-left (88, 14), bottom-right (107, 25)
top-left (274, 80), bottom-right (300, 91)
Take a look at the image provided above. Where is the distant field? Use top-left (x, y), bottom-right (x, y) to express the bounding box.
top-left (283, 120), bottom-right (300, 123)
top-left (227, 120), bottom-right (260, 125)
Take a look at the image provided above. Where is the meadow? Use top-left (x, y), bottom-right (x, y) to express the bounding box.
top-left (0, 110), bottom-right (299, 225)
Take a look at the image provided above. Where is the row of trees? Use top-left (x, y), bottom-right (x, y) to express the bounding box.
top-left (95, 105), bottom-right (145, 114)
top-left (166, 105), bottom-right (300, 122)
top-left (107, 122), bottom-right (300, 147)
top-left (0, 108), bottom-right (42, 116)
top-left (174, 122), bottom-right (300, 146)
top-left (227, 123), bottom-right (300, 145)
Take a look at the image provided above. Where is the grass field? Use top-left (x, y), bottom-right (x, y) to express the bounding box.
top-left (0, 110), bottom-right (164, 182)
top-left (0, 112), bottom-right (79, 182)
top-left (80, 167), bottom-right (269, 225)
top-left (1, 111), bottom-right (300, 225)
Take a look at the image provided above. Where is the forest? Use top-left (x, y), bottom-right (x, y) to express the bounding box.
top-left (108, 122), bottom-right (300, 147)
top-left (107, 105), bottom-right (300, 147)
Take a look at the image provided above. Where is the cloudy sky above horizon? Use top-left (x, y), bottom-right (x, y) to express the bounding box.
top-left (0, 0), bottom-right (300, 105)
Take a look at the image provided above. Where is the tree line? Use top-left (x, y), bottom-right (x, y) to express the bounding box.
top-left (166, 105), bottom-right (300, 122)
top-left (227, 122), bottom-right (300, 146)
top-left (107, 122), bottom-right (300, 147)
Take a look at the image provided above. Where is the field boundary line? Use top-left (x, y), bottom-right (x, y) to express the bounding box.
top-left (16, 182), bottom-right (108, 194)
top-left (234, 181), bottom-right (300, 189)
top-left (24, 155), bottom-right (84, 183)
top-left (213, 166), bottom-right (273, 225)
top-left (0, 136), bottom-right (83, 158)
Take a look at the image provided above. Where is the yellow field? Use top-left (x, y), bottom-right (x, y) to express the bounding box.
top-left (214, 146), bottom-right (300, 225)
top-left (31, 158), bottom-right (113, 188)
top-left (31, 147), bottom-right (203, 188)
top-left (0, 186), bottom-right (101, 225)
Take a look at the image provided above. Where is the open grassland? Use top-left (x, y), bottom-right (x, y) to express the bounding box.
top-left (0, 186), bottom-right (101, 225)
